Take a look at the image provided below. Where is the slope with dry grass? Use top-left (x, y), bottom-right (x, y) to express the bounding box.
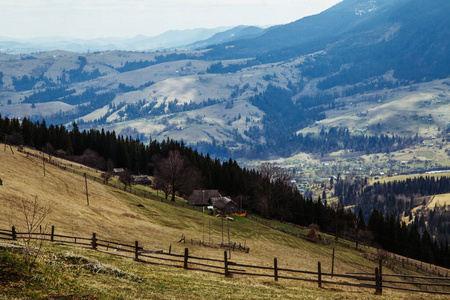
top-left (0, 145), bottom-right (448, 299)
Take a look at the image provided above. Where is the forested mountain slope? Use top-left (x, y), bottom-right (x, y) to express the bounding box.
top-left (0, 0), bottom-right (449, 160)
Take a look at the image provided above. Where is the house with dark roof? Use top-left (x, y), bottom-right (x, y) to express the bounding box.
top-left (210, 197), bottom-right (238, 215)
top-left (188, 190), bottom-right (221, 206)
top-left (188, 190), bottom-right (238, 215)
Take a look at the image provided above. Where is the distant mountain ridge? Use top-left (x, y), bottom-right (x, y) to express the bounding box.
top-left (0, 27), bottom-right (232, 54)
top-left (205, 0), bottom-right (450, 82)
top-left (186, 25), bottom-right (264, 50)
top-left (0, 0), bottom-right (449, 160)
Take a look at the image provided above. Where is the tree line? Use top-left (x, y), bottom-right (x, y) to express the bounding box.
top-left (368, 209), bottom-right (450, 267)
top-left (335, 176), bottom-right (450, 220)
top-left (0, 114), bottom-right (354, 228)
top-left (335, 176), bottom-right (450, 266)
top-left (1, 114), bottom-right (449, 268)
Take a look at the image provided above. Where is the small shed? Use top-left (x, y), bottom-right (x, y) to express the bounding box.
top-left (113, 168), bottom-right (125, 175)
top-left (188, 190), bottom-right (221, 206)
top-left (134, 175), bottom-right (152, 186)
top-left (210, 197), bottom-right (238, 215)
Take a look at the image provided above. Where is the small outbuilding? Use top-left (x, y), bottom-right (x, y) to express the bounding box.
top-left (134, 175), bottom-right (152, 186)
top-left (188, 190), bottom-right (239, 215)
top-left (210, 197), bottom-right (239, 215)
top-left (113, 168), bottom-right (125, 175)
top-left (188, 190), bottom-right (221, 206)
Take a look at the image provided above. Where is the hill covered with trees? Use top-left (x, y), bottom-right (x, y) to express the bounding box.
top-left (1, 114), bottom-right (450, 268)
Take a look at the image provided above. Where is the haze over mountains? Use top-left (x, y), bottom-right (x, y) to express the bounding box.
top-left (0, 26), bottom-right (237, 54)
top-left (0, 0), bottom-right (449, 159)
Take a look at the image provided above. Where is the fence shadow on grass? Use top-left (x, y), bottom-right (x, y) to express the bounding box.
top-left (1, 226), bottom-right (450, 296)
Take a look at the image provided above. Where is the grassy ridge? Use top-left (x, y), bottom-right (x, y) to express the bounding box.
top-left (0, 145), bottom-right (447, 299)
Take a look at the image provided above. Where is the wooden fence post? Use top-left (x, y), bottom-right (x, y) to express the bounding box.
top-left (331, 248), bottom-right (335, 278)
top-left (224, 251), bottom-right (229, 277)
top-left (379, 259), bottom-right (383, 295)
top-left (318, 262), bottom-right (322, 288)
top-left (84, 173), bottom-right (89, 206)
top-left (135, 241), bottom-right (139, 261)
top-left (375, 267), bottom-right (380, 295)
top-left (92, 233), bottom-right (97, 250)
top-left (274, 258), bottom-right (278, 282)
top-left (169, 244), bottom-right (172, 254)
top-left (11, 226), bottom-right (16, 240)
top-left (184, 248), bottom-right (189, 269)
top-left (50, 225), bottom-right (55, 242)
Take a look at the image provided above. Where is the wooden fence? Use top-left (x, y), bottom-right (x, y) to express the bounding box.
top-left (16, 148), bottom-right (203, 213)
top-left (1, 226), bottom-right (450, 296)
top-left (249, 215), bottom-right (450, 278)
top-left (17, 148), bottom-right (450, 277)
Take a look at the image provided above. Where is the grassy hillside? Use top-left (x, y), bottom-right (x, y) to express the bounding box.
top-left (0, 145), bottom-right (448, 299)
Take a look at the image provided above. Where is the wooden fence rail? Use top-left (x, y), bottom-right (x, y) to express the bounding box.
top-left (17, 148), bottom-right (204, 213)
top-left (2, 225), bottom-right (450, 296)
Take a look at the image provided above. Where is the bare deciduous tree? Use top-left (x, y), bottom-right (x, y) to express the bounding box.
top-left (257, 162), bottom-right (291, 217)
top-left (73, 149), bottom-right (106, 170)
top-left (154, 150), bottom-right (201, 201)
top-left (101, 172), bottom-right (112, 184)
top-left (44, 143), bottom-right (54, 162)
top-left (7, 196), bottom-right (55, 270)
top-left (154, 173), bottom-right (172, 199)
top-left (119, 169), bottom-right (134, 191)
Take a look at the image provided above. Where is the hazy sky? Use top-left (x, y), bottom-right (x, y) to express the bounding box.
top-left (1, 0), bottom-right (342, 40)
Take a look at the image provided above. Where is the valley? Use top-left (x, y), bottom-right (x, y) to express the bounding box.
top-left (1, 1), bottom-right (450, 297)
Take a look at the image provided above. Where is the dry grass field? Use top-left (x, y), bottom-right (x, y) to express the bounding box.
top-left (0, 145), bottom-right (448, 299)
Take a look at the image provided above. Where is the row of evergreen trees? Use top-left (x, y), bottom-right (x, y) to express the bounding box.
top-left (335, 175), bottom-right (450, 253)
top-left (334, 175), bottom-right (450, 265)
top-left (368, 210), bottom-right (450, 267)
top-left (1, 114), bottom-right (449, 267)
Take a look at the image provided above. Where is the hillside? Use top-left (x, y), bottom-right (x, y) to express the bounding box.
top-left (0, 0), bottom-right (449, 160)
top-left (2, 145), bottom-right (449, 298)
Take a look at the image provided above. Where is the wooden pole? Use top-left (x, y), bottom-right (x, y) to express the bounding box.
top-left (375, 267), bottom-right (380, 295)
top-left (227, 218), bottom-right (231, 259)
top-left (331, 248), bottom-right (335, 278)
top-left (224, 251), bottom-right (229, 277)
top-left (274, 258), bottom-right (278, 282)
top-left (318, 261), bottom-right (322, 288)
top-left (43, 157), bottom-right (46, 176)
top-left (92, 233), bottom-right (97, 250)
top-left (84, 173), bottom-right (89, 206)
top-left (11, 226), bottom-right (16, 240)
top-left (50, 225), bottom-right (55, 242)
top-left (379, 259), bottom-right (383, 295)
top-left (184, 248), bottom-right (189, 269)
top-left (169, 244), bottom-right (172, 254)
top-left (135, 241), bottom-right (139, 261)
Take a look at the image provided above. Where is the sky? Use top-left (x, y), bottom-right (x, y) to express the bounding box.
top-left (0, 0), bottom-right (343, 40)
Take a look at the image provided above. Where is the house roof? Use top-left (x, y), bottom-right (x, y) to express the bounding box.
top-left (188, 190), bottom-right (221, 206)
top-left (210, 197), bottom-right (236, 210)
top-left (134, 175), bottom-right (152, 185)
